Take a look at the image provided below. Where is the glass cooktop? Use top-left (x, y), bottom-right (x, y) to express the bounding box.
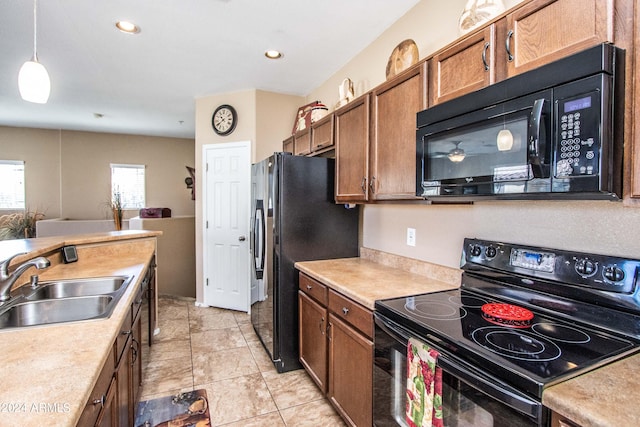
top-left (375, 287), bottom-right (637, 398)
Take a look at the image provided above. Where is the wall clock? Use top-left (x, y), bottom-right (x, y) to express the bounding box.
top-left (212, 104), bottom-right (237, 136)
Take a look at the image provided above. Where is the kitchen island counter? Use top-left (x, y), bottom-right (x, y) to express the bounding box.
top-left (0, 231), bottom-right (159, 427)
top-left (295, 247), bottom-right (461, 310)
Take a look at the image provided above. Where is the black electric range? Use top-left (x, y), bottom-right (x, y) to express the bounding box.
top-left (375, 238), bottom-right (640, 400)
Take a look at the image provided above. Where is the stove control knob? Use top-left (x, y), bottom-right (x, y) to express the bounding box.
top-left (485, 246), bottom-right (497, 259)
top-left (575, 259), bottom-right (596, 276)
top-left (603, 265), bottom-right (625, 282)
top-left (470, 245), bottom-right (482, 257)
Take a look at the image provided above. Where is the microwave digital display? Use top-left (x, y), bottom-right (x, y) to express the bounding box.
top-left (564, 96), bottom-right (591, 113)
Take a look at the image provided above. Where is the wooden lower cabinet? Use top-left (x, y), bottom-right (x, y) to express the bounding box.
top-left (551, 411), bottom-right (582, 427)
top-left (299, 291), bottom-right (328, 392)
top-left (298, 272), bottom-right (373, 426)
top-left (77, 264), bottom-right (154, 427)
top-left (327, 313), bottom-right (373, 427)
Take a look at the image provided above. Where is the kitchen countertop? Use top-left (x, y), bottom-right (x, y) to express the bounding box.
top-left (543, 352), bottom-right (640, 427)
top-left (0, 231), bottom-right (159, 427)
top-left (295, 254), bottom-right (460, 311)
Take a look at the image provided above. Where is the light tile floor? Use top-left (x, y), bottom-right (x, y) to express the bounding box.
top-left (139, 295), bottom-right (347, 426)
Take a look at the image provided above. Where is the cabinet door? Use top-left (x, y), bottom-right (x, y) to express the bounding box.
top-left (116, 335), bottom-right (131, 427)
top-left (131, 309), bottom-right (143, 405)
top-left (429, 25), bottom-right (495, 106)
top-left (298, 291), bottom-right (328, 392)
top-left (96, 377), bottom-right (117, 427)
top-left (328, 313), bottom-right (373, 427)
top-left (283, 136), bottom-right (294, 154)
top-left (335, 94), bottom-right (370, 203)
top-left (371, 62), bottom-right (426, 200)
top-left (294, 128), bottom-right (311, 156)
top-left (503, 0), bottom-right (613, 78)
top-left (310, 114), bottom-right (335, 154)
top-left (146, 259), bottom-right (157, 345)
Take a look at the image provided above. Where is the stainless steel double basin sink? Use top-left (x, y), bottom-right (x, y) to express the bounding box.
top-left (0, 276), bottom-right (133, 329)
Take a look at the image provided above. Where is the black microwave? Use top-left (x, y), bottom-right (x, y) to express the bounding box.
top-left (416, 43), bottom-right (624, 201)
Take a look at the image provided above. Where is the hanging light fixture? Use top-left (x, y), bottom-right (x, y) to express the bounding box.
top-left (448, 142), bottom-right (466, 163)
top-left (18, 0), bottom-right (50, 104)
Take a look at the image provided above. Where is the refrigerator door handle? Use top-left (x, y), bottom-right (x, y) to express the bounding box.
top-left (253, 200), bottom-right (265, 279)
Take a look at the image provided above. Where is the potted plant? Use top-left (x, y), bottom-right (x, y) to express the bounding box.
top-left (112, 191), bottom-right (123, 231)
top-left (0, 210), bottom-right (45, 240)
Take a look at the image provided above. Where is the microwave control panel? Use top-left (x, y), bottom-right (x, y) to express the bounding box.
top-left (554, 89), bottom-right (601, 178)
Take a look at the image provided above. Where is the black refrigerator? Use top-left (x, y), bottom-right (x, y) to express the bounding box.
top-left (250, 152), bottom-right (359, 373)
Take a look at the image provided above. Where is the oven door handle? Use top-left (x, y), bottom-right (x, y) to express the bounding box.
top-left (527, 98), bottom-right (547, 178)
top-left (375, 314), bottom-right (542, 422)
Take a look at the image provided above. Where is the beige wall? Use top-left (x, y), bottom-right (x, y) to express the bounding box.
top-left (0, 126), bottom-right (195, 220)
top-left (305, 0), bottom-right (640, 268)
top-left (0, 127), bottom-right (62, 217)
top-left (194, 89), bottom-right (303, 302)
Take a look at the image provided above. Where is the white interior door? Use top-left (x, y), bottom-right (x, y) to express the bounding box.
top-left (202, 141), bottom-right (251, 312)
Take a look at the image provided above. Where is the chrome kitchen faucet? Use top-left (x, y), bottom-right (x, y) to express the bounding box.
top-left (0, 253), bottom-right (50, 302)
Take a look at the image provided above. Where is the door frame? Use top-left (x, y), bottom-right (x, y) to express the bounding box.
top-left (201, 140), bottom-right (252, 312)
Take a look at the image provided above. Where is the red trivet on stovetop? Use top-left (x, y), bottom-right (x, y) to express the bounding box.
top-left (481, 303), bottom-right (534, 328)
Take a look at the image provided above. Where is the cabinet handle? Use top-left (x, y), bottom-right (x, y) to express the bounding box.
top-left (306, 285), bottom-right (312, 290)
top-left (482, 42), bottom-right (490, 71)
top-left (92, 396), bottom-right (105, 408)
top-left (121, 330), bottom-right (132, 336)
top-left (327, 322), bottom-right (332, 341)
top-left (369, 176), bottom-right (376, 194)
top-left (342, 307), bottom-right (349, 315)
top-left (506, 30), bottom-right (514, 62)
top-left (131, 337), bottom-right (140, 364)
top-left (360, 177), bottom-right (367, 194)
top-left (319, 316), bottom-right (325, 335)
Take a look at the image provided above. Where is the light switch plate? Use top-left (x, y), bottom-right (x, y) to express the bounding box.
top-left (407, 228), bottom-right (416, 247)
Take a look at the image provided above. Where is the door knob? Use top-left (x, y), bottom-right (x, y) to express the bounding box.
top-left (238, 236), bottom-right (246, 242)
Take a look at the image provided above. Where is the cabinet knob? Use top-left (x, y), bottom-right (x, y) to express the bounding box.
top-left (342, 307), bottom-right (349, 315)
top-left (92, 396), bottom-right (105, 407)
top-left (306, 285), bottom-right (312, 290)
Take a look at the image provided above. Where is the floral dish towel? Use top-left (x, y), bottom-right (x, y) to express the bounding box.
top-left (406, 337), bottom-right (443, 427)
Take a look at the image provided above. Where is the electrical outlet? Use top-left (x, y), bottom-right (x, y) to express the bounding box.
top-left (407, 228), bottom-right (416, 247)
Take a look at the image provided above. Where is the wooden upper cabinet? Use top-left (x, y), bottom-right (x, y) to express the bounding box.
top-left (371, 62), bottom-right (427, 199)
top-left (293, 128), bottom-right (311, 156)
top-left (429, 0), bottom-right (616, 106)
top-left (282, 135), bottom-right (294, 154)
top-left (335, 94), bottom-right (370, 203)
top-left (310, 114), bottom-right (335, 155)
top-left (429, 25), bottom-right (495, 106)
top-left (502, 0), bottom-right (614, 78)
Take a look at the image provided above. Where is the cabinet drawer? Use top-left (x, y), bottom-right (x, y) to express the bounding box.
top-left (299, 273), bottom-right (328, 305)
top-left (328, 290), bottom-right (373, 339)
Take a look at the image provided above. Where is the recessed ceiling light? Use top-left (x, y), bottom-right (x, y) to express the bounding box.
top-left (265, 50), bottom-right (283, 59)
top-left (115, 21), bottom-right (140, 34)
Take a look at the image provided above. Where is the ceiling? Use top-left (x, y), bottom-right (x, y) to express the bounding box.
top-left (0, 0), bottom-right (420, 139)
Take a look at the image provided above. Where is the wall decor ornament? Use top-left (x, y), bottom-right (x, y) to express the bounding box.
top-left (385, 39), bottom-right (419, 79)
top-left (336, 78), bottom-right (355, 109)
top-left (458, 0), bottom-right (506, 35)
top-left (292, 100), bottom-right (323, 134)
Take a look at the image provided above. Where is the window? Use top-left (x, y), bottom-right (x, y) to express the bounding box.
top-left (111, 164), bottom-right (145, 209)
top-left (0, 160), bottom-right (25, 209)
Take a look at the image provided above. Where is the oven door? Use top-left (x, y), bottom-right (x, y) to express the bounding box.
top-left (374, 314), bottom-right (548, 427)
